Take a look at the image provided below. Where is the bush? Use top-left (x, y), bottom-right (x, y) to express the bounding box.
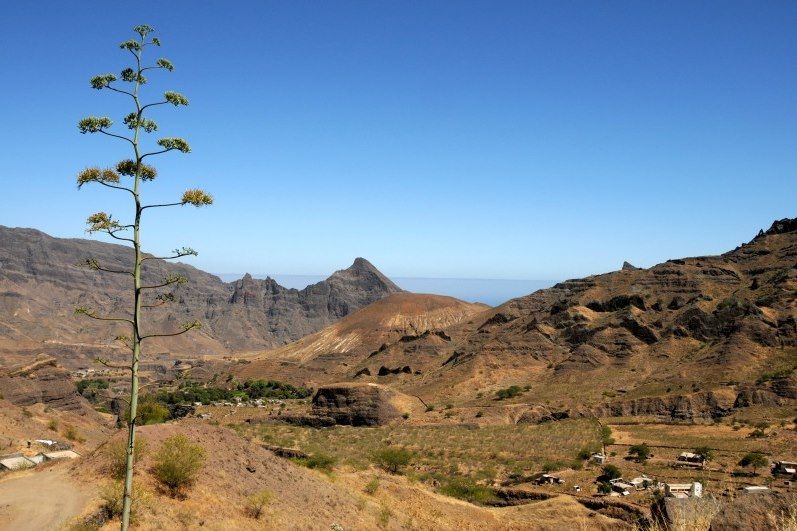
top-left (597, 482), bottom-right (613, 494)
top-left (99, 480), bottom-right (149, 522)
top-left (600, 425), bottom-right (614, 446)
top-left (104, 437), bottom-right (148, 480)
top-left (577, 447), bottom-right (594, 460)
top-left (495, 386), bottom-right (524, 400)
top-left (373, 447), bottom-right (412, 474)
top-left (438, 477), bottom-right (498, 505)
top-left (542, 460), bottom-right (566, 473)
top-left (739, 452), bottom-right (768, 473)
top-left (425, 404), bottom-right (435, 412)
top-left (48, 419), bottom-right (59, 432)
top-left (298, 452), bottom-right (337, 472)
top-left (63, 425), bottom-right (86, 443)
top-left (152, 434), bottom-right (206, 497)
top-left (628, 443), bottom-right (651, 462)
top-left (602, 464), bottom-right (622, 480)
top-left (363, 477), bottom-right (379, 495)
top-left (244, 489), bottom-right (272, 519)
top-left (694, 446), bottom-right (715, 462)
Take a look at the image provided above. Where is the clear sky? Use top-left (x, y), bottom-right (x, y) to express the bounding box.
top-left (1, 1), bottom-right (795, 281)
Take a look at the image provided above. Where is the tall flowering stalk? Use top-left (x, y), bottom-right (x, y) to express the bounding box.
top-left (75, 24), bottom-right (212, 530)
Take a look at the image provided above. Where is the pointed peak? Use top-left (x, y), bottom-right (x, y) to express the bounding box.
top-left (622, 261), bottom-right (639, 271)
top-left (348, 257), bottom-right (377, 271)
top-left (242, 273), bottom-right (254, 281)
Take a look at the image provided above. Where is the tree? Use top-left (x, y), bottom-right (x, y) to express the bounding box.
top-left (694, 446), bottom-right (715, 463)
top-left (628, 443), bottom-right (651, 463)
top-left (601, 464), bottom-right (622, 481)
top-left (373, 447), bottom-right (413, 474)
top-left (739, 452), bottom-right (768, 474)
top-left (74, 25), bottom-right (211, 530)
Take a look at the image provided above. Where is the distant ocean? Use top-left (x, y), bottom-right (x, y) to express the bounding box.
top-left (215, 273), bottom-right (556, 307)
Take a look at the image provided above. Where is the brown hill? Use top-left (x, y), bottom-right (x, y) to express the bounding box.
top-left (237, 292), bottom-right (487, 387)
top-left (245, 219), bottom-right (796, 418)
top-left (0, 226), bottom-right (402, 369)
top-left (377, 218), bottom-right (797, 410)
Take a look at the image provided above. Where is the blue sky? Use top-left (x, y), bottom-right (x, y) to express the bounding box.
top-left (1, 1), bottom-right (795, 282)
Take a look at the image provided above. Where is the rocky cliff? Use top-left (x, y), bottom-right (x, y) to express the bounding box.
top-left (0, 226), bottom-right (402, 368)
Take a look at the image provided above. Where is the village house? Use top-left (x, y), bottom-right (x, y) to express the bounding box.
top-left (531, 473), bottom-right (564, 485)
top-left (629, 475), bottom-right (653, 490)
top-left (609, 478), bottom-right (634, 495)
top-left (591, 452), bottom-right (606, 464)
top-left (773, 461), bottom-right (797, 476)
top-left (0, 454), bottom-right (36, 471)
top-left (664, 481), bottom-right (703, 498)
top-left (741, 485), bottom-right (770, 494)
top-left (43, 450), bottom-right (81, 460)
top-left (675, 452), bottom-right (705, 468)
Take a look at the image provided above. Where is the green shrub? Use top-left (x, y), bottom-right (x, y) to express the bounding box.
top-left (298, 452), bottom-right (337, 472)
top-left (694, 446), bottom-right (715, 462)
top-left (425, 404), bottom-right (435, 412)
top-left (495, 386), bottom-right (524, 400)
top-left (739, 452), bottom-right (768, 473)
top-left (601, 464), bottom-right (621, 480)
top-left (438, 477), bottom-right (498, 505)
top-left (152, 434), bottom-right (206, 496)
top-left (597, 482), bottom-right (613, 494)
top-left (577, 447), bottom-right (593, 460)
top-left (542, 460), bottom-right (566, 473)
top-left (600, 425), bottom-right (614, 445)
top-left (475, 411), bottom-right (484, 418)
top-left (99, 480), bottom-right (149, 522)
top-left (628, 443), bottom-right (651, 462)
top-left (244, 489), bottom-right (272, 519)
top-left (373, 447), bottom-right (412, 474)
top-left (104, 437), bottom-right (148, 480)
top-left (363, 477), bottom-right (379, 495)
top-left (48, 419), bottom-right (59, 432)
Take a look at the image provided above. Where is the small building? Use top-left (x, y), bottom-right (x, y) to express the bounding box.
top-left (676, 452), bottom-right (705, 468)
top-left (531, 473), bottom-right (564, 485)
top-left (629, 476), bottom-right (653, 490)
top-left (741, 485), bottom-right (770, 494)
top-left (591, 452), bottom-right (606, 464)
top-left (43, 450), bottom-right (81, 461)
top-left (773, 461), bottom-right (797, 476)
top-left (0, 454), bottom-right (37, 471)
top-left (29, 454), bottom-right (47, 464)
top-left (665, 482), bottom-right (703, 499)
top-left (609, 478), bottom-right (634, 495)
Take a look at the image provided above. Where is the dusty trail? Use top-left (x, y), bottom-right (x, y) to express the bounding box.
top-left (0, 464), bottom-right (91, 530)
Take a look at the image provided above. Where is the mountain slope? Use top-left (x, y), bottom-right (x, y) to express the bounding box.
top-left (295, 219), bottom-right (797, 412)
top-left (0, 226), bottom-right (402, 368)
top-left (238, 292), bottom-right (488, 387)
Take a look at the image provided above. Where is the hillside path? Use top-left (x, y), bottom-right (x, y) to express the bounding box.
top-left (0, 464), bottom-right (91, 530)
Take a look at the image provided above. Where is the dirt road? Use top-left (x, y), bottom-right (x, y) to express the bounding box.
top-left (0, 464), bottom-right (91, 530)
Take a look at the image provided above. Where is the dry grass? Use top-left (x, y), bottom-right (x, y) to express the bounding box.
top-left (242, 418), bottom-right (603, 483)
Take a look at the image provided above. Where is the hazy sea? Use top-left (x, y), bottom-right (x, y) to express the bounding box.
top-left (216, 274), bottom-right (555, 307)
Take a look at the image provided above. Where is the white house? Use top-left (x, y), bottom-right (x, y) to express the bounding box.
top-left (665, 482), bottom-right (703, 498)
top-left (0, 455), bottom-right (36, 471)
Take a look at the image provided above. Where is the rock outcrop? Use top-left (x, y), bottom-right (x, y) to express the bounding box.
top-left (0, 355), bottom-right (95, 414)
top-left (311, 383), bottom-right (424, 426)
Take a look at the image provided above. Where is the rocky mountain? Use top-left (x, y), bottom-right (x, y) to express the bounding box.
top-left (0, 226), bottom-right (402, 369)
top-left (237, 292), bottom-right (488, 387)
top-left (244, 218), bottom-right (796, 421)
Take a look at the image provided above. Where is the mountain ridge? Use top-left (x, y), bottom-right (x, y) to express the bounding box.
top-left (0, 225), bottom-right (402, 368)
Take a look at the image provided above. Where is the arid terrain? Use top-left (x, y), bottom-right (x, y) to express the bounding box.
top-left (0, 218), bottom-right (795, 530)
